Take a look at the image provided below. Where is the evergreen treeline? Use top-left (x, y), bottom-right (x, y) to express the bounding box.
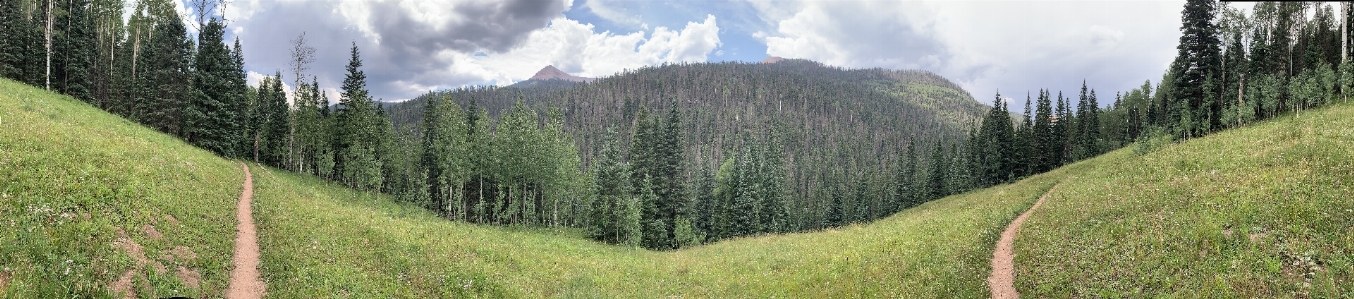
top-left (962, 0), bottom-right (1354, 194)
top-left (383, 60), bottom-right (995, 248)
top-left (9, 0), bottom-right (1344, 251)
top-left (0, 0), bottom-right (256, 160)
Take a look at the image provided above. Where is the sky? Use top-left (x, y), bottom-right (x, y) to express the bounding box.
top-left (196, 0), bottom-right (1189, 107)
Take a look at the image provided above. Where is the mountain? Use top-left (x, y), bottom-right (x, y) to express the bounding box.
top-left (528, 65), bottom-right (595, 82)
top-left (10, 75), bottom-right (1351, 296)
top-left (761, 56), bottom-right (786, 64)
top-left (385, 59), bottom-right (991, 225)
top-left (507, 65), bottom-right (596, 89)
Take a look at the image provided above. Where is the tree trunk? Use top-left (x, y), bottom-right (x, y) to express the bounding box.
top-left (44, 0), bottom-right (53, 90)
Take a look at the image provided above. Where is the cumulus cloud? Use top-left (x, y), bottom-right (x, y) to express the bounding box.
top-left (223, 0), bottom-right (568, 101)
top-left (750, 0), bottom-right (1183, 107)
top-left (471, 14), bottom-right (722, 84)
top-left (586, 0), bottom-right (643, 26)
top-left (220, 0), bottom-right (720, 101)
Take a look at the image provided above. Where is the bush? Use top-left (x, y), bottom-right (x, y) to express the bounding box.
top-left (1133, 127), bottom-right (1173, 156)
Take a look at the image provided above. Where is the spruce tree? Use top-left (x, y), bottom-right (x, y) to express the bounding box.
top-left (0, 0), bottom-right (23, 79)
top-left (337, 42), bottom-right (382, 189)
top-left (186, 19), bottom-right (237, 157)
top-left (895, 139), bottom-right (918, 210)
top-left (57, 0), bottom-right (93, 102)
top-left (140, 11), bottom-right (195, 137)
top-left (730, 145), bottom-right (762, 236)
top-left (1032, 89), bottom-right (1053, 173)
top-left (927, 141), bottom-right (947, 200)
top-left (1170, 0), bottom-right (1221, 138)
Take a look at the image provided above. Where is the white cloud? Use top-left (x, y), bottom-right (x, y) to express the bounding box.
top-left (751, 0), bottom-right (1183, 104)
top-left (246, 71), bottom-right (296, 106)
top-left (461, 14), bottom-right (722, 86)
top-left (586, 0), bottom-right (642, 26)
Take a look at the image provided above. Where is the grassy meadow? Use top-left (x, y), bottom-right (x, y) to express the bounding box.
top-left (0, 79), bottom-right (240, 297)
top-left (4, 76), bottom-right (1353, 297)
top-left (251, 156), bottom-right (1075, 298)
top-left (1017, 102), bottom-right (1354, 297)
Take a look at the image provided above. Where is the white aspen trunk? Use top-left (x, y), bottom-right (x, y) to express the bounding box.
top-left (44, 0), bottom-right (53, 90)
top-left (1343, 2), bottom-right (1348, 62)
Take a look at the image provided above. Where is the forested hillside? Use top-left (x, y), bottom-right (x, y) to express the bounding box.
top-left (382, 60), bottom-right (996, 247)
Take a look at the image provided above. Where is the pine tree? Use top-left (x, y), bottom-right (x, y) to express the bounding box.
top-left (0, 0), bottom-right (24, 79)
top-left (1015, 93), bottom-right (1034, 177)
top-left (1086, 88), bottom-right (1100, 156)
top-left (757, 132), bottom-right (789, 233)
top-left (658, 103), bottom-right (689, 241)
top-left (590, 128), bottom-right (632, 244)
top-left (336, 42), bottom-right (382, 190)
top-left (927, 141), bottom-right (947, 200)
top-left (732, 144), bottom-right (763, 236)
top-left (185, 18), bottom-right (237, 157)
top-left (140, 10), bottom-right (195, 137)
top-left (57, 0), bottom-right (93, 102)
top-left (1170, 0), bottom-right (1221, 138)
top-left (1032, 89), bottom-right (1054, 172)
top-left (895, 139), bottom-right (918, 210)
top-left (230, 38), bottom-right (251, 159)
top-left (260, 73), bottom-right (291, 168)
top-left (22, 3), bottom-right (45, 87)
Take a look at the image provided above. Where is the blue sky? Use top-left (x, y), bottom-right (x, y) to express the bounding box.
top-left (203, 0), bottom-right (1193, 108)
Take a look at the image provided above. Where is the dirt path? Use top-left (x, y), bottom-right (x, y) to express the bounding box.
top-left (987, 184), bottom-right (1058, 299)
top-left (226, 163), bottom-right (265, 299)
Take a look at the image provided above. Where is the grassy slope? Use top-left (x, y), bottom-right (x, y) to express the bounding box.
top-left (6, 75), bottom-right (1351, 297)
top-left (252, 160), bottom-right (1076, 297)
top-left (1018, 103), bottom-right (1354, 297)
top-left (0, 79), bottom-right (240, 297)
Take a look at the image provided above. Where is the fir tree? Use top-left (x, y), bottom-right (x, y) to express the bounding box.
top-left (185, 18), bottom-right (237, 157)
top-left (927, 141), bottom-right (947, 200)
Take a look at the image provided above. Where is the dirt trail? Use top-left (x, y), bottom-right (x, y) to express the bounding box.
top-left (987, 184), bottom-right (1058, 299)
top-left (226, 163), bottom-right (265, 299)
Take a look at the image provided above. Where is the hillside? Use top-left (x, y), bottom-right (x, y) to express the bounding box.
top-left (2, 67), bottom-right (1352, 297)
top-left (1016, 102), bottom-right (1354, 296)
top-left (385, 60), bottom-right (992, 230)
top-left (0, 79), bottom-right (241, 297)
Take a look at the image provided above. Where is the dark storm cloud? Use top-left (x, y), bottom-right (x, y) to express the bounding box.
top-left (227, 0), bottom-right (567, 100)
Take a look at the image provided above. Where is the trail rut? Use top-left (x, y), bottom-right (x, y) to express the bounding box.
top-left (987, 184), bottom-right (1058, 299)
top-left (226, 163), bottom-right (265, 299)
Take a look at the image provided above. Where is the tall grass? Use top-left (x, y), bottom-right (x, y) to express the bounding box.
top-left (251, 156), bottom-right (1087, 297)
top-left (1016, 102), bottom-right (1354, 297)
top-left (0, 79), bottom-right (240, 297)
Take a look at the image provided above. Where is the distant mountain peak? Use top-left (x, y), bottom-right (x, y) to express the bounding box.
top-left (529, 65), bottom-right (594, 83)
top-left (761, 56), bottom-right (786, 64)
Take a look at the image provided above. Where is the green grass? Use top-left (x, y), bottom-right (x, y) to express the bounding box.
top-left (252, 158), bottom-right (1078, 297)
top-left (6, 75), bottom-right (1351, 297)
top-left (1017, 103), bottom-right (1354, 297)
top-left (0, 79), bottom-right (240, 297)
